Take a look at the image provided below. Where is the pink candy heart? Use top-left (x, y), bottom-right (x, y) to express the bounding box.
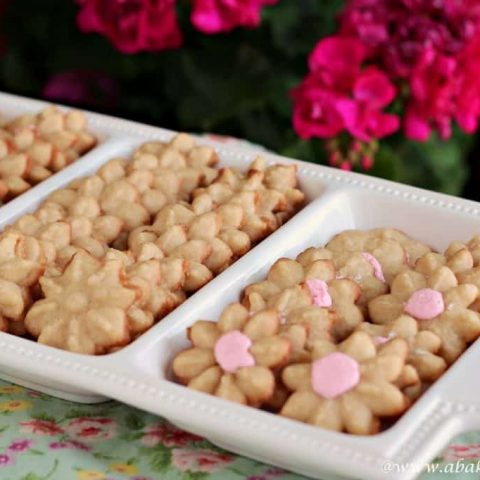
top-left (404, 288), bottom-right (445, 320)
top-left (306, 279), bottom-right (332, 307)
top-left (311, 352), bottom-right (360, 399)
top-left (214, 330), bottom-right (255, 373)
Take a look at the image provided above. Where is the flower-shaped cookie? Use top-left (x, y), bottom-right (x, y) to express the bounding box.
top-left (280, 331), bottom-right (409, 434)
top-left (0, 231), bottom-right (44, 286)
top-left (415, 246), bottom-right (474, 278)
top-left (453, 237), bottom-right (480, 298)
top-left (326, 229), bottom-right (415, 284)
top-left (334, 252), bottom-right (388, 304)
top-left (25, 251), bottom-right (140, 354)
top-left (368, 265), bottom-right (480, 364)
top-left (244, 257), bottom-right (364, 342)
top-left (0, 231), bottom-right (44, 321)
top-left (172, 304), bottom-right (291, 406)
top-left (356, 315), bottom-right (446, 382)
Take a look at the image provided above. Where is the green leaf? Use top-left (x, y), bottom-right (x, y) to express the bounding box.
top-left (92, 452), bottom-right (114, 461)
top-left (124, 413), bottom-right (146, 431)
top-left (148, 445), bottom-right (172, 473)
top-left (119, 431), bottom-right (144, 442)
top-left (28, 449), bottom-right (44, 456)
top-left (20, 474), bottom-right (40, 480)
top-left (181, 472), bottom-right (209, 480)
top-left (31, 413), bottom-right (55, 423)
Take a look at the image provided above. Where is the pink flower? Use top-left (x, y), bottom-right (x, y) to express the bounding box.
top-left (336, 67), bottom-right (399, 141)
top-left (308, 37), bottom-right (366, 90)
top-left (64, 417), bottom-right (116, 442)
top-left (141, 422), bottom-right (202, 447)
top-left (292, 37), bottom-right (399, 142)
top-left (43, 70), bottom-right (119, 107)
top-left (49, 440), bottom-right (90, 451)
top-left (76, 0), bottom-right (183, 54)
top-left (340, 0), bottom-right (480, 78)
top-left (7, 439), bottom-right (33, 453)
top-left (404, 58), bottom-right (451, 140)
top-left (171, 448), bottom-right (233, 473)
top-left (353, 67), bottom-right (396, 109)
top-left (292, 77), bottom-right (345, 139)
top-left (455, 36), bottom-right (480, 133)
top-left (19, 420), bottom-right (64, 436)
top-left (191, 0), bottom-right (277, 34)
top-left (0, 453), bottom-right (14, 467)
top-left (337, 101), bottom-right (399, 142)
top-left (443, 443), bottom-right (480, 461)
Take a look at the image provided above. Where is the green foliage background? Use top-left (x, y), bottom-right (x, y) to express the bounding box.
top-left (0, 0), bottom-right (475, 195)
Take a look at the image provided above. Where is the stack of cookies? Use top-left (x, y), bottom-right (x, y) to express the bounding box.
top-left (0, 106), bottom-right (97, 204)
top-left (0, 133), bottom-right (305, 354)
top-left (172, 229), bottom-right (480, 435)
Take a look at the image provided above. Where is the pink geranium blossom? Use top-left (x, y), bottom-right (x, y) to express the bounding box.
top-left (308, 37), bottom-right (366, 90)
top-left (291, 79), bottom-right (344, 139)
top-left (77, 0), bottom-right (183, 54)
top-left (191, 0), bottom-right (277, 34)
top-left (455, 36), bottom-right (480, 134)
top-left (171, 448), bottom-right (233, 473)
top-left (404, 37), bottom-right (480, 141)
top-left (340, 0), bottom-right (480, 78)
top-left (336, 67), bottom-right (399, 141)
top-left (292, 36), bottom-right (399, 142)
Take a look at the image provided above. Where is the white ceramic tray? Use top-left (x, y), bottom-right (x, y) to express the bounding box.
top-left (1, 91), bottom-right (480, 480)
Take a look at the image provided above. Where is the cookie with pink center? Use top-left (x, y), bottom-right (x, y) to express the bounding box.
top-left (356, 315), bottom-right (446, 382)
top-left (280, 332), bottom-right (409, 435)
top-left (333, 252), bottom-right (388, 304)
top-left (243, 257), bottom-right (363, 343)
top-left (326, 228), bottom-right (430, 282)
top-left (368, 262), bottom-right (480, 364)
top-left (172, 303), bottom-right (292, 406)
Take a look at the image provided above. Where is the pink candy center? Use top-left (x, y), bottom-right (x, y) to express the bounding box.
top-left (373, 335), bottom-right (390, 345)
top-left (404, 288), bottom-right (445, 320)
top-left (311, 352), bottom-right (360, 399)
top-left (306, 279), bottom-right (332, 307)
top-left (361, 252), bottom-right (385, 282)
top-left (214, 330), bottom-right (255, 373)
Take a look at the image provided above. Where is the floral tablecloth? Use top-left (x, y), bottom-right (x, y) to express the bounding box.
top-left (0, 379), bottom-right (475, 480)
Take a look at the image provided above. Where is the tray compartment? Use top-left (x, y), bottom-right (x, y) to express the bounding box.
top-left (0, 96), bottom-right (111, 208)
top-left (130, 187), bottom-right (480, 379)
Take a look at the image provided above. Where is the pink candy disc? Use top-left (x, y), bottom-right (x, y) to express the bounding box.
top-left (306, 279), bottom-right (332, 307)
top-left (404, 288), bottom-right (445, 320)
top-left (311, 352), bottom-right (360, 399)
top-left (214, 330), bottom-right (255, 373)
top-left (361, 252), bottom-right (385, 282)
